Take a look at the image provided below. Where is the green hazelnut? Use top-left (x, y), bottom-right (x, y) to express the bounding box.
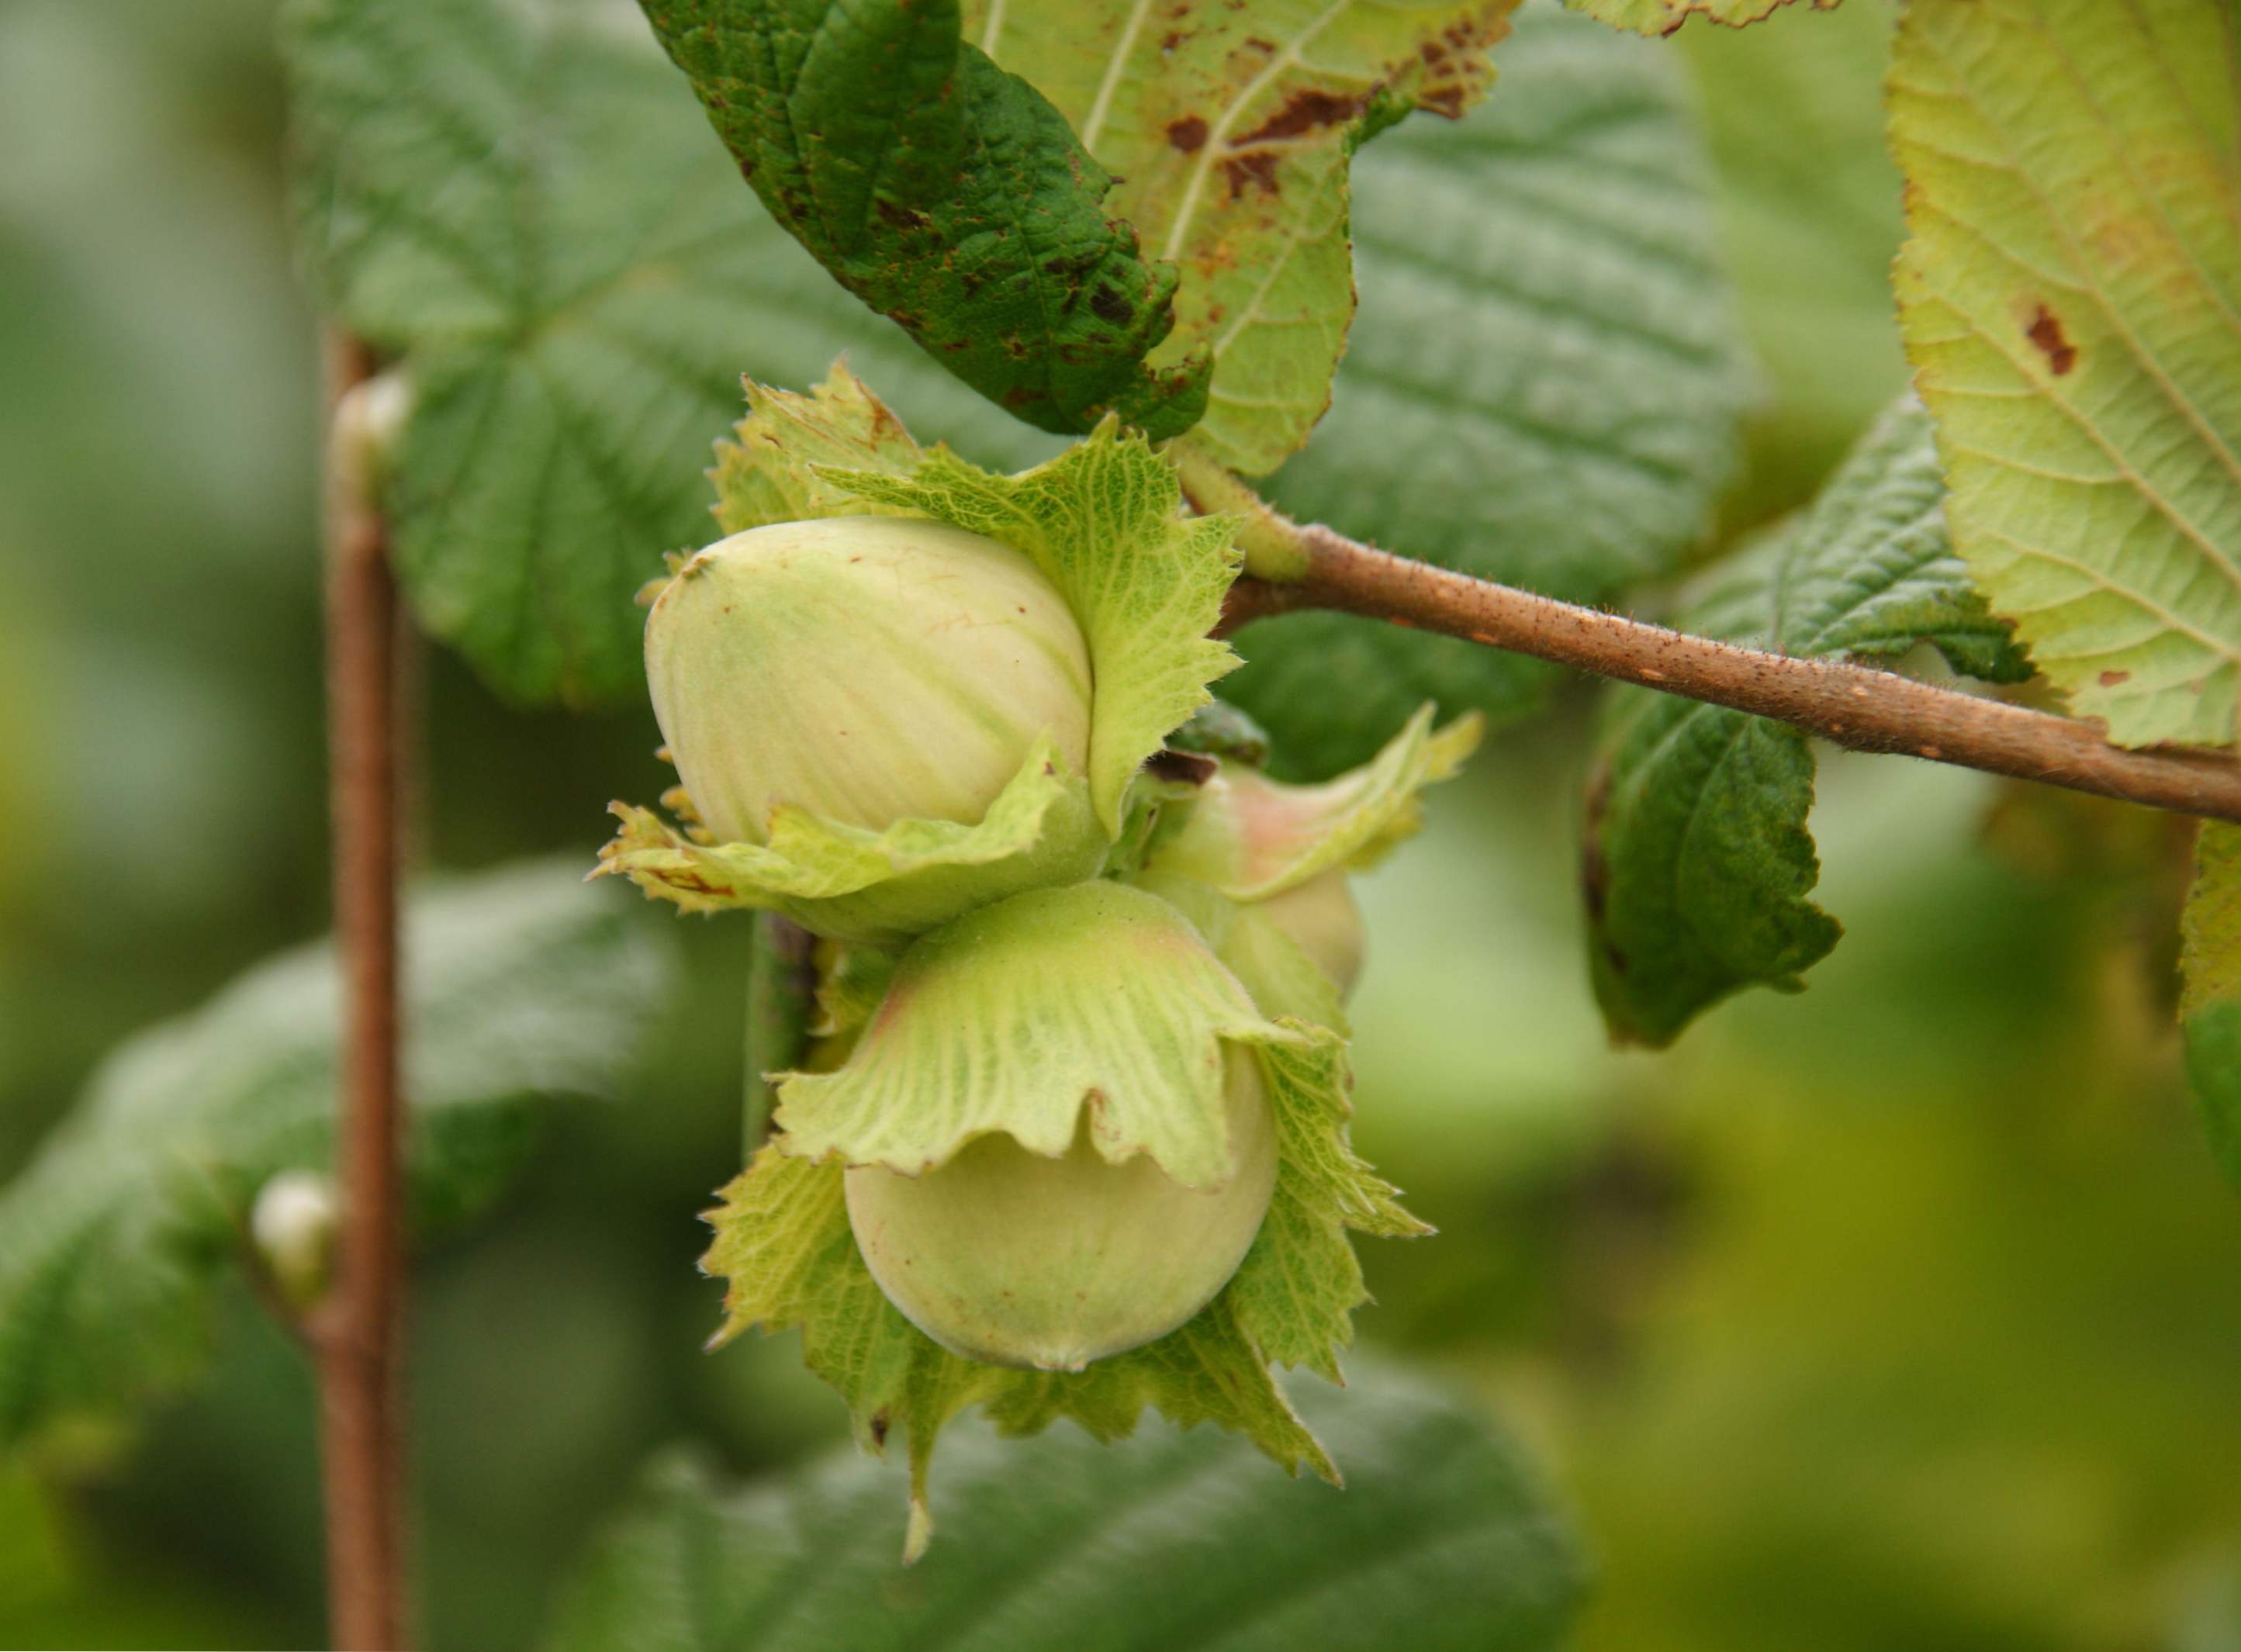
top-left (645, 517), bottom-right (1093, 844)
top-left (843, 1045), bottom-right (1276, 1370)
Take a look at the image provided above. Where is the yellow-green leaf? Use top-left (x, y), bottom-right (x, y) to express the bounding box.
top-left (1891, 0), bottom-right (2241, 746)
top-left (967, 0), bottom-right (1521, 474)
top-left (1567, 0), bottom-right (1835, 35)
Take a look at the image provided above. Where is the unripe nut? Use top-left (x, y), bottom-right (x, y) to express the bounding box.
top-left (645, 517), bottom-right (1092, 844)
top-left (844, 1046), bottom-right (1277, 1371)
top-left (1155, 768), bottom-right (1370, 997)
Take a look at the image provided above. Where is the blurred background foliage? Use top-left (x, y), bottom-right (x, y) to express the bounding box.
top-left (1, 0), bottom-right (2236, 1647)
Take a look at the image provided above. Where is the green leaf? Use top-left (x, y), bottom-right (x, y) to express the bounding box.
top-left (282, 0), bottom-right (1059, 707)
top-left (0, 861), bottom-right (674, 1446)
top-left (833, 424), bottom-right (1240, 835)
top-left (544, 1366), bottom-right (1585, 1652)
top-left (1890, 0), bottom-right (2241, 748)
top-left (2181, 822), bottom-right (2241, 1189)
top-left (641, 0), bottom-right (1209, 442)
top-left (1221, 2), bottom-right (1754, 776)
top-left (967, 0), bottom-right (1520, 475)
top-left (1566, 0), bottom-right (1831, 34)
top-left (1583, 397), bottom-right (2031, 1045)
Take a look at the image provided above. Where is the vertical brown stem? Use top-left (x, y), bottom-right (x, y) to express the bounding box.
top-left (316, 330), bottom-right (410, 1651)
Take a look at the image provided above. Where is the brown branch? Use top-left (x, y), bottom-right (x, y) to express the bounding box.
top-left (314, 331), bottom-right (410, 1652)
top-left (1221, 524), bottom-right (2241, 825)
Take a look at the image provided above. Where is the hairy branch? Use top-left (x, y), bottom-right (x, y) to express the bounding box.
top-left (316, 331), bottom-right (411, 1651)
top-left (1219, 524), bottom-right (2241, 826)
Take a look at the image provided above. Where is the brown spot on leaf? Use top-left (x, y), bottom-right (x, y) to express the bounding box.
top-left (1166, 114), bottom-right (1209, 152)
top-left (869, 1410), bottom-right (891, 1448)
top-left (2099, 669), bottom-right (2131, 686)
top-left (1089, 285), bottom-right (1133, 324)
top-left (1236, 88), bottom-right (1363, 145)
top-left (1219, 150), bottom-right (1281, 199)
top-left (2026, 303), bottom-right (2077, 375)
top-left (873, 198), bottom-right (929, 234)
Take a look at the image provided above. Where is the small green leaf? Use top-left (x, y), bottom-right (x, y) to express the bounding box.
top-left (832, 424), bottom-right (1240, 835)
top-left (1222, 2), bottom-right (1752, 776)
top-left (545, 1367), bottom-right (1585, 1652)
top-left (1583, 398), bottom-right (2031, 1045)
top-left (967, 0), bottom-right (1521, 475)
top-left (641, 0), bottom-right (1209, 441)
top-left (0, 861), bottom-right (673, 1446)
top-left (1566, 0), bottom-right (1832, 34)
top-left (2181, 822), bottom-right (2241, 1189)
top-left (1891, 0), bottom-right (2241, 747)
top-left (282, 0), bottom-right (1057, 707)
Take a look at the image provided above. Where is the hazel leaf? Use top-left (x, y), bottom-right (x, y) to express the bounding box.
top-left (1890, 0), bottom-right (2241, 745)
top-left (1582, 397), bottom-right (2032, 1046)
top-left (1219, 2), bottom-right (1753, 776)
top-left (828, 423), bottom-right (1241, 835)
top-left (282, 0), bottom-right (1056, 707)
top-left (548, 1367), bottom-right (1586, 1652)
top-left (963, 0), bottom-right (1522, 474)
top-left (640, 0), bottom-right (1210, 440)
top-left (1563, 0), bottom-right (1830, 34)
top-left (0, 862), bottom-right (673, 1446)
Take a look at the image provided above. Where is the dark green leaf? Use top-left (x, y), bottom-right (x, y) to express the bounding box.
top-left (640, 0), bottom-right (1208, 444)
top-left (2182, 822), bottom-right (2241, 1190)
top-left (543, 1365), bottom-right (1586, 1652)
top-left (1584, 397), bottom-right (2030, 1045)
top-left (0, 861), bottom-right (673, 1446)
top-left (282, 0), bottom-right (1060, 707)
top-left (1224, 2), bottom-right (1753, 777)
